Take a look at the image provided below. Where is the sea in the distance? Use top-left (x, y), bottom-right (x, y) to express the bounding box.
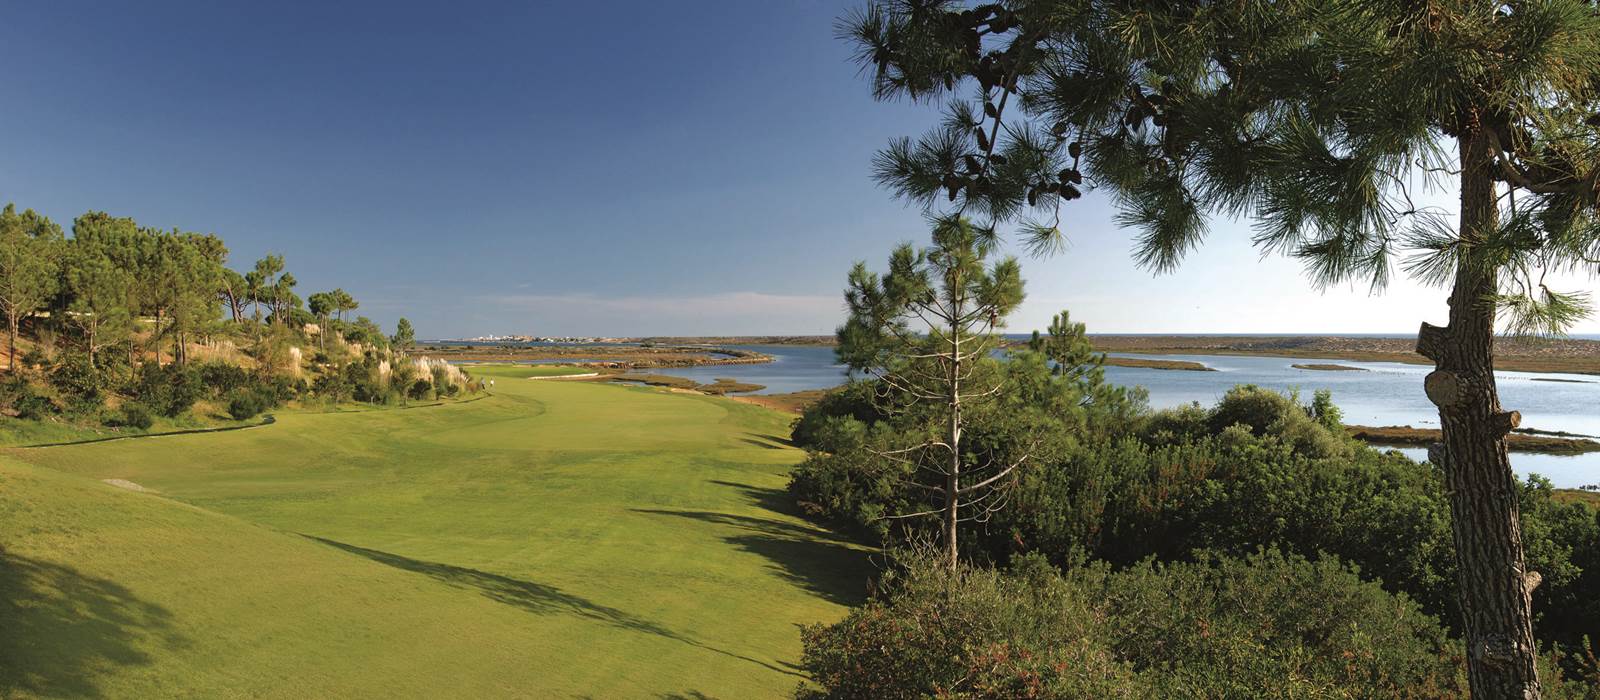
top-left (652, 343), bottom-right (1600, 488)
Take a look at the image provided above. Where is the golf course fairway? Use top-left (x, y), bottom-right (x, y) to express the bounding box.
top-left (0, 377), bottom-right (873, 698)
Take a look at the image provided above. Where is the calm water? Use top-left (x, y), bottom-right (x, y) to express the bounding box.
top-left (654, 344), bottom-right (1600, 488)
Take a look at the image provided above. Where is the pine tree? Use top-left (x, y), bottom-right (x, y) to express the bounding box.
top-left (837, 216), bottom-right (1025, 570)
top-left (841, 2), bottom-right (1600, 694)
top-left (393, 317), bottom-right (415, 351)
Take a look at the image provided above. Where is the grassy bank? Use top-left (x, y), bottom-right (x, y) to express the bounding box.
top-left (1347, 424), bottom-right (1600, 455)
top-left (0, 379), bottom-right (871, 697)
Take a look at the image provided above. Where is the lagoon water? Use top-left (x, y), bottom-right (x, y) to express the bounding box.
top-left (654, 344), bottom-right (1600, 488)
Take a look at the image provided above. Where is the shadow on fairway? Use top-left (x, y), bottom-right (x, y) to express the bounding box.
top-left (739, 432), bottom-right (795, 450)
top-left (737, 437), bottom-right (788, 450)
top-left (708, 479), bottom-right (801, 516)
top-left (632, 494), bottom-right (873, 607)
top-left (306, 536), bottom-right (803, 677)
top-left (0, 552), bottom-right (187, 699)
top-left (306, 536), bottom-right (678, 636)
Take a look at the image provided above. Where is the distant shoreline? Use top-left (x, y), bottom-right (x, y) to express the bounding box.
top-left (623, 334), bottom-right (1600, 375)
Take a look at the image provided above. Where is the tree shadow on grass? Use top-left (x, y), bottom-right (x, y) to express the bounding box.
top-left (707, 479), bottom-right (802, 516)
top-left (305, 536), bottom-right (801, 678)
top-left (737, 437), bottom-right (788, 450)
top-left (740, 432), bottom-right (795, 449)
top-left (630, 504), bottom-right (873, 607)
top-left (0, 550), bottom-right (187, 699)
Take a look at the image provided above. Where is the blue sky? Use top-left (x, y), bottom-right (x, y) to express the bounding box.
top-left (3, 1), bottom-right (1595, 338)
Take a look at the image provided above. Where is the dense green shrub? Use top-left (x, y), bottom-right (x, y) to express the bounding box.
top-left (345, 359), bottom-right (384, 403)
top-left (114, 402), bottom-right (155, 430)
top-left (312, 370), bottom-right (352, 403)
top-left (197, 361), bottom-right (249, 397)
top-left (1078, 550), bottom-right (1464, 696)
top-left (798, 553), bottom-right (1139, 699)
top-left (790, 381), bottom-right (886, 450)
top-left (48, 353), bottom-right (103, 410)
top-left (407, 378), bottom-right (432, 401)
top-left (4, 378), bottom-right (58, 419)
top-left (790, 376), bottom-right (1600, 673)
top-left (132, 363), bottom-right (204, 417)
top-left (799, 550), bottom-right (1466, 698)
top-left (227, 391), bottom-right (268, 421)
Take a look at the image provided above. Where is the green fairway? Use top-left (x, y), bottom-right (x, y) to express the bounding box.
top-left (466, 363), bottom-right (598, 378)
top-left (0, 379), bottom-right (871, 698)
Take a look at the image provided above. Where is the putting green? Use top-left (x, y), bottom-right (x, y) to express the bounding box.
top-left (0, 379), bottom-right (871, 698)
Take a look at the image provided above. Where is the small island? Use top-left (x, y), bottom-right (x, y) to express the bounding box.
top-left (1292, 363), bottom-right (1368, 372)
top-left (1103, 356), bottom-right (1216, 372)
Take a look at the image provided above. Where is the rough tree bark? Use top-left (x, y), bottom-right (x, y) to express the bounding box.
top-left (6, 315), bottom-right (17, 372)
top-left (944, 325), bottom-right (961, 572)
top-left (1418, 124), bottom-right (1541, 699)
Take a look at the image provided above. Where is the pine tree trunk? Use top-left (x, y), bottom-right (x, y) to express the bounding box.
top-left (6, 314), bottom-right (17, 372)
top-left (1418, 126), bottom-right (1540, 699)
top-left (944, 327), bottom-right (961, 572)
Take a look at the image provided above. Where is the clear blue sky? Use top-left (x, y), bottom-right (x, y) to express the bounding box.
top-left (3, 1), bottom-right (1595, 338)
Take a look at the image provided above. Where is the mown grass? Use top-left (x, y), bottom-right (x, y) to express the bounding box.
top-left (463, 363), bottom-right (598, 378)
top-left (0, 379), bottom-right (872, 697)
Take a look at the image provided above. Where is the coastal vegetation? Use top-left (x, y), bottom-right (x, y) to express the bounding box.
top-left (0, 203), bottom-right (474, 448)
top-left (788, 349), bottom-right (1600, 695)
top-left (839, 0), bottom-right (1600, 692)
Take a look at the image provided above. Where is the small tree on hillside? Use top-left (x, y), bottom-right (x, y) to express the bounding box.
top-left (842, 2), bottom-right (1600, 692)
top-left (838, 215), bottom-right (1024, 570)
top-left (219, 268), bottom-right (249, 323)
top-left (0, 205), bottom-right (64, 371)
top-left (308, 291), bottom-right (335, 353)
top-left (332, 288), bottom-right (358, 325)
top-left (245, 254), bottom-right (284, 324)
top-left (392, 317), bottom-right (415, 352)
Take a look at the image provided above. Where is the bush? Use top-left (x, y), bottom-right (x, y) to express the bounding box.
top-left (132, 363), bottom-right (203, 417)
top-left (344, 360), bottom-right (384, 403)
top-left (791, 381), bottom-right (887, 450)
top-left (114, 403), bottom-right (155, 430)
top-left (197, 361), bottom-right (249, 397)
top-left (1080, 550), bottom-right (1464, 697)
top-left (799, 550), bottom-right (1466, 698)
top-left (407, 378), bottom-right (433, 401)
top-left (5, 380), bottom-right (58, 420)
top-left (227, 391), bottom-right (268, 421)
top-left (49, 353), bottom-right (103, 410)
top-left (798, 553), bottom-right (1137, 699)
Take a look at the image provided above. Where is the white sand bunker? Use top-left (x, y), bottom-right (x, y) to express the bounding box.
top-left (102, 479), bottom-right (155, 493)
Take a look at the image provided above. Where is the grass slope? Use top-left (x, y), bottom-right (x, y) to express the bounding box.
top-left (1, 379), bottom-right (871, 698)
